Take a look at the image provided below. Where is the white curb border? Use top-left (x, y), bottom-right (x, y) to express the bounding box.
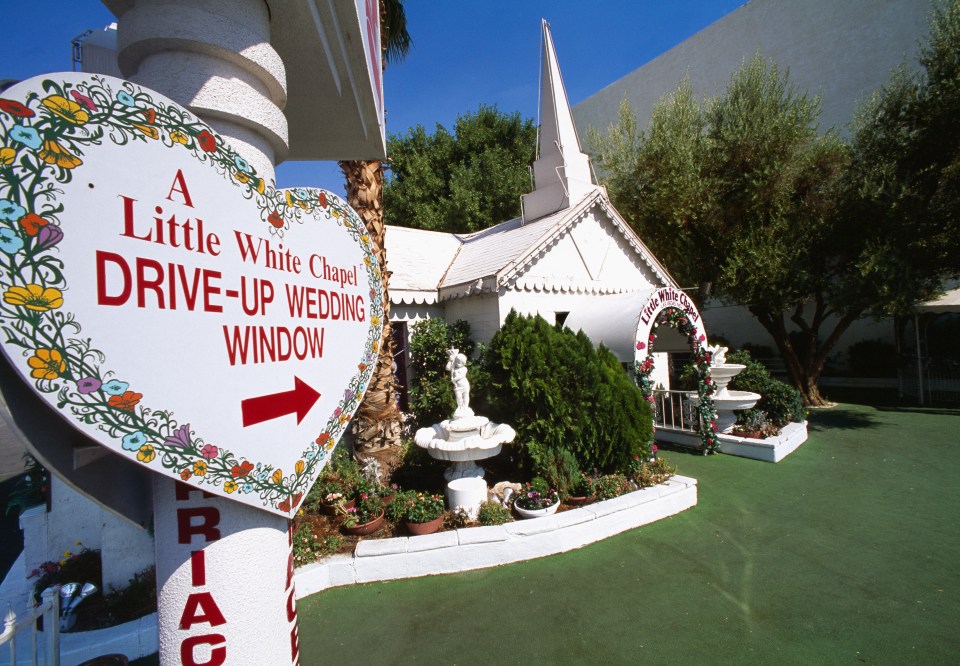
top-left (655, 421), bottom-right (808, 463)
top-left (1, 477), bottom-right (698, 661)
top-left (294, 475), bottom-right (698, 599)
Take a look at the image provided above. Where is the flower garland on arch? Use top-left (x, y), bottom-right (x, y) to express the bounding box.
top-left (634, 307), bottom-right (719, 453)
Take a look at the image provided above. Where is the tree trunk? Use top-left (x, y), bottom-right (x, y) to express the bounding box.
top-left (339, 159), bottom-right (404, 455)
top-left (750, 306), bottom-right (858, 407)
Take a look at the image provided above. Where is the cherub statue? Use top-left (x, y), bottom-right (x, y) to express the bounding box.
top-left (446, 348), bottom-right (473, 418)
top-left (706, 343), bottom-right (727, 367)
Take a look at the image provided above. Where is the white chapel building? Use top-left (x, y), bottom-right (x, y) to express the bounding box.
top-left (387, 22), bottom-right (693, 390)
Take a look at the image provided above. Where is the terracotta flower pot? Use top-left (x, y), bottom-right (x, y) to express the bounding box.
top-left (405, 515), bottom-right (443, 536)
top-left (343, 511), bottom-right (384, 536)
top-left (320, 498), bottom-right (354, 515)
top-left (566, 495), bottom-right (595, 507)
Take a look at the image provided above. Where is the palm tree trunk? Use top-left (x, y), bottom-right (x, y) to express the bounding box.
top-left (339, 159), bottom-right (404, 452)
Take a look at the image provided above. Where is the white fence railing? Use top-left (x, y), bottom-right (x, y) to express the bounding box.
top-left (653, 389), bottom-right (700, 433)
top-left (1, 588), bottom-right (60, 666)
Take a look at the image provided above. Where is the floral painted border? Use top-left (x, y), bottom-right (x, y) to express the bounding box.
top-left (0, 75), bottom-right (381, 515)
top-left (635, 307), bottom-right (719, 453)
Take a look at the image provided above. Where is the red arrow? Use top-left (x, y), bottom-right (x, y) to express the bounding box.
top-left (241, 376), bottom-right (321, 427)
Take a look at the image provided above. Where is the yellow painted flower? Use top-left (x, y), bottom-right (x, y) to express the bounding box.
top-left (132, 123), bottom-right (159, 140)
top-left (235, 171), bottom-right (250, 184)
top-left (224, 480), bottom-right (238, 494)
top-left (272, 468), bottom-right (283, 484)
top-left (253, 178), bottom-right (265, 194)
top-left (338, 414), bottom-right (347, 425)
top-left (3, 284), bottom-right (64, 311)
top-left (170, 131), bottom-right (189, 145)
top-left (39, 140), bottom-right (82, 169)
top-left (295, 460), bottom-right (305, 475)
top-left (370, 316), bottom-right (380, 327)
top-left (0, 147), bottom-right (16, 165)
top-left (355, 392), bottom-right (363, 402)
top-left (41, 95), bottom-right (89, 125)
top-left (137, 444), bottom-right (156, 463)
top-left (363, 255), bottom-right (372, 266)
top-left (361, 234), bottom-right (370, 244)
top-left (27, 348), bottom-right (65, 380)
top-left (371, 341), bottom-right (379, 353)
top-left (193, 460), bottom-right (207, 476)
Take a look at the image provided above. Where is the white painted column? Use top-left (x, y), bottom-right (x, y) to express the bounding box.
top-left (153, 479), bottom-right (299, 665)
top-left (114, 0), bottom-right (289, 183)
top-left (111, 2), bottom-right (298, 663)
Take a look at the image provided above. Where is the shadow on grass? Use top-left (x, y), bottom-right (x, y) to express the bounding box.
top-left (807, 407), bottom-right (878, 432)
top-left (875, 405), bottom-right (960, 417)
top-left (653, 440), bottom-right (708, 457)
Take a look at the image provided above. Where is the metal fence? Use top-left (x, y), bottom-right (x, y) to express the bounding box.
top-left (653, 389), bottom-right (700, 433)
top-left (901, 358), bottom-right (960, 404)
top-left (1, 588), bottom-right (60, 666)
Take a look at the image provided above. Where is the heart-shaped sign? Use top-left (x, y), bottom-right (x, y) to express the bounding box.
top-left (0, 74), bottom-right (382, 516)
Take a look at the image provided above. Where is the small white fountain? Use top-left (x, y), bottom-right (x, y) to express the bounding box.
top-left (698, 344), bottom-right (761, 433)
top-left (415, 349), bottom-right (515, 518)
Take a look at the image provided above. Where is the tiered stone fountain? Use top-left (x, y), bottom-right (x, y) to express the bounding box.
top-left (692, 345), bottom-right (761, 433)
top-left (415, 349), bottom-right (515, 518)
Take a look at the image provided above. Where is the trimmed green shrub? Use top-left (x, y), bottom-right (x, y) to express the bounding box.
top-left (408, 318), bottom-right (475, 427)
top-left (481, 311), bottom-right (653, 472)
top-left (727, 349), bottom-right (804, 425)
top-left (528, 444), bottom-right (580, 498)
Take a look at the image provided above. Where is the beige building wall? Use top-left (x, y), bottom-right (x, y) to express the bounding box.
top-left (574, 0), bottom-right (931, 138)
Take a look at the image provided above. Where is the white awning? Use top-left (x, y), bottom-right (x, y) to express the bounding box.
top-left (564, 290), bottom-right (653, 361)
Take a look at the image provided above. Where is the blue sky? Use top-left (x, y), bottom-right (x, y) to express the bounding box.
top-left (4, 0), bottom-right (745, 192)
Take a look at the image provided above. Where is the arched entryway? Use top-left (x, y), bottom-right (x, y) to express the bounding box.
top-left (633, 288), bottom-right (719, 453)
top-left (562, 287), bottom-right (720, 453)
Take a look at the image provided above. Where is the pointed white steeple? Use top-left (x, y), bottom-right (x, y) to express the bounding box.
top-left (522, 19), bottom-right (597, 223)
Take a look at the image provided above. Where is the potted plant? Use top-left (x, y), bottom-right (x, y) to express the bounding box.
top-left (390, 491), bottom-right (445, 535)
top-left (513, 477), bottom-right (560, 519)
top-left (313, 480), bottom-right (353, 515)
top-left (732, 409), bottom-right (767, 439)
top-left (566, 473), bottom-right (595, 506)
top-left (341, 492), bottom-right (384, 536)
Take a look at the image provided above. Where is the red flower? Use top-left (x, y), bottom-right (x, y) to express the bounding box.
top-left (278, 499), bottom-right (291, 512)
top-left (636, 342), bottom-right (646, 350)
top-left (291, 493), bottom-right (303, 508)
top-left (140, 108), bottom-right (156, 124)
top-left (358, 363), bottom-right (367, 372)
top-left (317, 192), bottom-right (327, 207)
top-left (108, 391), bottom-right (142, 411)
top-left (19, 213), bottom-right (48, 236)
top-left (268, 212), bottom-right (283, 228)
top-left (231, 461), bottom-right (255, 478)
top-left (70, 90), bottom-right (97, 112)
top-left (316, 433), bottom-right (330, 445)
top-left (196, 129), bottom-right (217, 153)
top-left (0, 99), bottom-right (34, 117)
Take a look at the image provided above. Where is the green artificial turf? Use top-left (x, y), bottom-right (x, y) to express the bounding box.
top-left (296, 404), bottom-right (960, 664)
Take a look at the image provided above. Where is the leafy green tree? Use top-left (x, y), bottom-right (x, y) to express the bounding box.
top-left (842, 0), bottom-right (960, 316)
top-left (591, 55), bottom-right (848, 405)
top-left (384, 105), bottom-right (537, 233)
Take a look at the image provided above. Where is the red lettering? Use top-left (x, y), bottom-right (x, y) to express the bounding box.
top-left (286, 588), bottom-right (297, 622)
top-left (180, 634), bottom-right (226, 666)
top-left (191, 550), bottom-right (206, 587)
top-left (167, 169), bottom-right (195, 208)
top-left (177, 507), bottom-right (221, 545)
top-left (136, 257), bottom-right (165, 308)
top-left (96, 250), bottom-right (131, 306)
top-left (290, 623), bottom-right (300, 663)
top-left (180, 591), bottom-right (227, 629)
